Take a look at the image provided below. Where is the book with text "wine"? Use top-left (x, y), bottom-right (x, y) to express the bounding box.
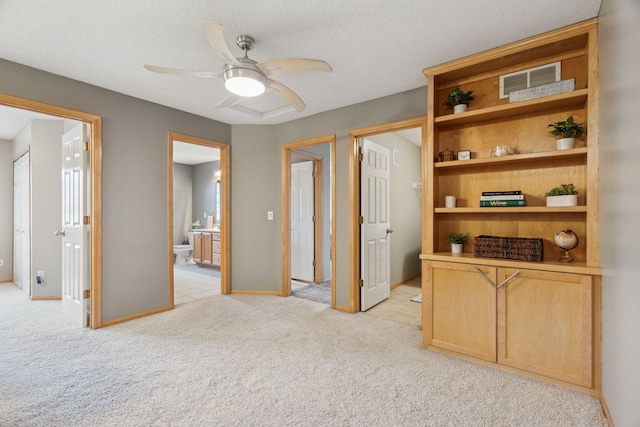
top-left (479, 199), bottom-right (527, 207)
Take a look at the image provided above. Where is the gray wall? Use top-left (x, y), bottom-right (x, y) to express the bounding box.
top-left (193, 160), bottom-right (220, 228)
top-left (0, 139), bottom-right (12, 282)
top-left (173, 163), bottom-right (193, 245)
top-left (367, 133), bottom-right (422, 285)
top-left (0, 58), bottom-right (231, 322)
top-left (599, 1), bottom-right (640, 425)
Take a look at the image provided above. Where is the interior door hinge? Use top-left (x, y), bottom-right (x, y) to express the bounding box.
top-left (358, 148), bottom-right (364, 162)
top-left (312, 215), bottom-right (316, 222)
top-left (83, 216), bottom-right (90, 225)
top-left (359, 279), bottom-right (364, 288)
top-left (312, 170), bottom-right (316, 178)
top-left (313, 260), bottom-right (316, 267)
top-left (358, 216), bottom-right (364, 224)
top-left (84, 141), bottom-right (90, 151)
top-left (83, 289), bottom-right (90, 299)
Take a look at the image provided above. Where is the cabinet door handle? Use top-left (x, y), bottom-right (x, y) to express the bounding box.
top-left (497, 271), bottom-right (520, 289)
top-left (473, 266), bottom-right (496, 288)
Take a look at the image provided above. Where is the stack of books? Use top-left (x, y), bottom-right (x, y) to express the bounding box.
top-left (480, 190), bottom-right (527, 207)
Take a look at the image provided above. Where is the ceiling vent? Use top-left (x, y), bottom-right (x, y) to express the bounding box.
top-left (499, 62), bottom-right (561, 99)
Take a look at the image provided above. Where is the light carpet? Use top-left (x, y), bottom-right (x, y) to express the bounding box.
top-left (291, 281), bottom-right (331, 304)
top-left (0, 283), bottom-right (606, 426)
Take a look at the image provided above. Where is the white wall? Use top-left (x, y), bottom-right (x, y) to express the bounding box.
top-left (29, 120), bottom-right (64, 298)
top-left (0, 139), bottom-right (12, 282)
top-left (598, 1), bottom-right (640, 425)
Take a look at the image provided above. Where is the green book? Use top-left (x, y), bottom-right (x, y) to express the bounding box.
top-left (479, 199), bottom-right (527, 207)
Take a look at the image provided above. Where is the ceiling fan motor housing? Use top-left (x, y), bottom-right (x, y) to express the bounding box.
top-left (223, 58), bottom-right (267, 97)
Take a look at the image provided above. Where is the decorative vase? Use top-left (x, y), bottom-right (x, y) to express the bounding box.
top-left (453, 104), bottom-right (467, 114)
top-left (451, 243), bottom-right (463, 254)
top-left (556, 137), bottom-right (575, 150)
top-left (546, 194), bottom-right (578, 207)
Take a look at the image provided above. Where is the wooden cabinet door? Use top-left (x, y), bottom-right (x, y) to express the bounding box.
top-left (202, 232), bottom-right (213, 265)
top-left (192, 232), bottom-right (202, 263)
top-left (497, 268), bottom-right (593, 387)
top-left (425, 261), bottom-right (497, 362)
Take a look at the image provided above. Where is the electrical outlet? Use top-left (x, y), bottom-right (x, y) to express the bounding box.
top-left (0, 259), bottom-right (4, 267)
top-left (267, 211), bottom-right (274, 221)
top-left (36, 271), bottom-right (45, 285)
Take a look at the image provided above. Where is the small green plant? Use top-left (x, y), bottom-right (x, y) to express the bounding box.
top-left (446, 232), bottom-right (469, 244)
top-left (547, 116), bottom-right (585, 139)
top-left (545, 183), bottom-right (578, 197)
top-left (443, 87), bottom-right (474, 107)
top-left (191, 219), bottom-right (201, 229)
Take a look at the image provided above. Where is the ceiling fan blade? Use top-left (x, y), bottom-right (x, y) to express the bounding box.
top-left (257, 58), bottom-right (332, 76)
top-left (267, 79), bottom-right (306, 112)
top-left (143, 64), bottom-right (221, 78)
top-left (203, 21), bottom-right (239, 66)
top-left (213, 94), bottom-right (241, 109)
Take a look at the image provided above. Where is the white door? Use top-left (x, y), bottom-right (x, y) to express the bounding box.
top-left (13, 152), bottom-right (30, 295)
top-left (291, 160), bottom-right (315, 282)
top-left (360, 138), bottom-right (391, 311)
top-left (60, 124), bottom-right (89, 326)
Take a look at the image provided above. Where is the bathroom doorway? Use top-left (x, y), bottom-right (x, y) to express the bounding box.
top-left (167, 133), bottom-right (230, 307)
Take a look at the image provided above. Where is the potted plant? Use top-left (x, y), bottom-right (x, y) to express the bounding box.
top-left (191, 219), bottom-right (201, 229)
top-left (446, 232), bottom-right (469, 254)
top-left (545, 183), bottom-right (578, 207)
top-left (443, 87), bottom-right (474, 114)
top-left (547, 115), bottom-right (585, 150)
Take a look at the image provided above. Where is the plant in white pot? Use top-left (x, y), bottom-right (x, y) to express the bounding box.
top-left (443, 87), bottom-right (474, 114)
top-left (547, 115), bottom-right (585, 150)
top-left (545, 183), bottom-right (578, 207)
top-left (446, 232), bottom-right (469, 254)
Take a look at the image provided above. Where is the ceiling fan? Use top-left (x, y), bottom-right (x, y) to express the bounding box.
top-left (144, 21), bottom-right (332, 112)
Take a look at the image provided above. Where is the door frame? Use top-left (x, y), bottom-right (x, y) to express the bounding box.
top-left (290, 150), bottom-right (323, 283)
top-left (167, 132), bottom-right (231, 304)
top-left (281, 135), bottom-right (336, 305)
top-left (348, 117), bottom-right (426, 312)
top-left (0, 93), bottom-right (103, 328)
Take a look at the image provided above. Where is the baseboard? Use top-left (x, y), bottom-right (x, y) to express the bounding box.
top-left (391, 274), bottom-right (421, 290)
top-left (100, 305), bottom-right (173, 328)
top-left (598, 392), bottom-right (615, 427)
top-left (230, 290), bottom-right (280, 296)
top-left (31, 296), bottom-right (62, 300)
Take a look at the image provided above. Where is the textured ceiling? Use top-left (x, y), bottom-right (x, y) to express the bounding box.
top-left (0, 1), bottom-right (602, 127)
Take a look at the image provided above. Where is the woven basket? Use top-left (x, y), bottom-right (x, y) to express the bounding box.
top-left (473, 235), bottom-right (544, 262)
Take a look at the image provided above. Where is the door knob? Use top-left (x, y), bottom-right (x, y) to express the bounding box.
top-left (386, 228), bottom-right (394, 234)
top-left (55, 230), bottom-right (66, 237)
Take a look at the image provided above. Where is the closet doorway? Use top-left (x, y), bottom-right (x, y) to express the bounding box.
top-left (281, 135), bottom-right (336, 306)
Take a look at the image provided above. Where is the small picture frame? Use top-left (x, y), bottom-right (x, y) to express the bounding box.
top-left (457, 150), bottom-right (471, 161)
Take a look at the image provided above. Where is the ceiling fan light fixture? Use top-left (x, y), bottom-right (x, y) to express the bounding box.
top-left (223, 66), bottom-right (267, 97)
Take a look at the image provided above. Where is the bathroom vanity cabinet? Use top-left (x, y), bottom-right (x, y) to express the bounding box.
top-left (192, 229), bottom-right (221, 269)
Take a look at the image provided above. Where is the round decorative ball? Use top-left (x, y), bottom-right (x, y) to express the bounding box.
top-left (555, 229), bottom-right (578, 251)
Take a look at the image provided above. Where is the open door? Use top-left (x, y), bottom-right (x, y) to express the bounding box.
top-left (60, 124), bottom-right (89, 326)
top-left (360, 138), bottom-right (391, 311)
top-left (13, 151), bottom-right (30, 296)
top-left (290, 160), bottom-right (315, 282)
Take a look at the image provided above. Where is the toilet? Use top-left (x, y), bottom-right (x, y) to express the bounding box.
top-left (173, 232), bottom-right (194, 265)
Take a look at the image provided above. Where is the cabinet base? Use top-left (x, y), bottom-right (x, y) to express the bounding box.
top-left (424, 345), bottom-right (600, 397)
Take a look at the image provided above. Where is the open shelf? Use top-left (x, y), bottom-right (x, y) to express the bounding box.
top-left (434, 89), bottom-right (588, 128)
top-left (435, 206), bottom-right (587, 214)
top-left (435, 147), bottom-right (587, 169)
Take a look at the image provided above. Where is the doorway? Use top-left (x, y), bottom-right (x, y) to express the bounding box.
top-left (281, 135), bottom-right (336, 306)
top-left (0, 94), bottom-right (102, 328)
top-left (349, 117), bottom-right (426, 312)
top-left (167, 132), bottom-right (230, 307)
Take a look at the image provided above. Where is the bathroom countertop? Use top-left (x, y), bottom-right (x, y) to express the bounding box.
top-left (191, 228), bottom-right (220, 233)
